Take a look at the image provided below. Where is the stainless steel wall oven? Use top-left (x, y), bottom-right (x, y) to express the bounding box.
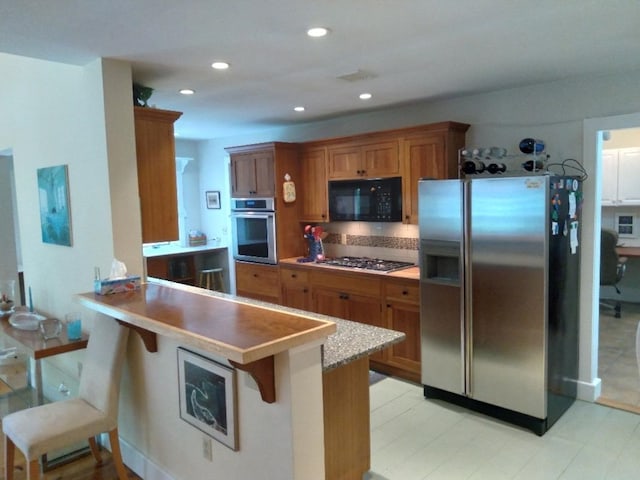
top-left (231, 198), bottom-right (277, 264)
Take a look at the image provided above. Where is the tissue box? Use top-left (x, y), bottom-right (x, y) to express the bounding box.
top-left (94, 276), bottom-right (141, 295)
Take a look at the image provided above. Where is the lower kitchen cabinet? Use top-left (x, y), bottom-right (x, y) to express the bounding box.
top-left (235, 261), bottom-right (281, 303)
top-left (311, 271), bottom-right (385, 362)
top-left (146, 255), bottom-right (195, 285)
top-left (280, 266), bottom-right (311, 311)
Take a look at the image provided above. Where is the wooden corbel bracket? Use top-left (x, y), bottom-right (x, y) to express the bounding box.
top-left (230, 356), bottom-right (275, 404)
top-left (117, 321), bottom-right (158, 352)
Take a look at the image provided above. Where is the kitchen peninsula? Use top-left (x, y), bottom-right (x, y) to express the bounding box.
top-left (77, 279), bottom-right (404, 480)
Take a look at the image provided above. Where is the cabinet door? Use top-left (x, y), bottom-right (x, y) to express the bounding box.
top-left (617, 148), bottom-right (640, 205)
top-left (235, 261), bottom-right (280, 303)
top-left (402, 134), bottom-right (446, 224)
top-left (385, 301), bottom-right (421, 375)
top-left (601, 149), bottom-right (618, 206)
top-left (313, 287), bottom-right (350, 318)
top-left (231, 154), bottom-right (257, 197)
top-left (362, 141), bottom-right (400, 178)
top-left (300, 147), bottom-right (328, 222)
top-left (328, 145), bottom-right (362, 179)
top-left (280, 267), bottom-right (311, 310)
top-left (253, 151), bottom-right (276, 197)
top-left (134, 107), bottom-right (182, 243)
top-left (346, 293), bottom-right (384, 361)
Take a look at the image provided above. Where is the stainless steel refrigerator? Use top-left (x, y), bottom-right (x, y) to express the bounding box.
top-left (419, 175), bottom-right (581, 435)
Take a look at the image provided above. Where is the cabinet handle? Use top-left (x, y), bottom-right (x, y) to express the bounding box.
top-left (303, 288), bottom-right (308, 293)
top-left (253, 274), bottom-right (258, 277)
top-left (291, 274), bottom-right (297, 278)
top-left (339, 293), bottom-right (349, 300)
top-left (402, 290), bottom-right (409, 295)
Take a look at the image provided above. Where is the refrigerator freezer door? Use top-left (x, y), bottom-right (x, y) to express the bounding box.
top-left (419, 180), bottom-right (465, 394)
top-left (469, 176), bottom-right (548, 419)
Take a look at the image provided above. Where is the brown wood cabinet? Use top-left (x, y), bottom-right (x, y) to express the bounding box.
top-left (146, 255), bottom-right (196, 285)
top-left (311, 270), bottom-right (384, 361)
top-left (235, 261), bottom-right (281, 303)
top-left (299, 146), bottom-right (328, 222)
top-left (328, 140), bottom-right (400, 179)
top-left (280, 266), bottom-right (311, 311)
top-left (134, 106), bottom-right (182, 243)
top-left (401, 122), bottom-right (469, 224)
top-left (380, 278), bottom-right (421, 382)
top-left (229, 149), bottom-right (275, 197)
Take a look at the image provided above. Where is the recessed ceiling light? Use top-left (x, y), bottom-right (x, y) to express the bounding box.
top-left (294, 106), bottom-right (305, 112)
top-left (307, 27), bottom-right (329, 38)
top-left (211, 61), bottom-right (230, 70)
top-left (179, 89), bottom-right (195, 95)
top-left (359, 93), bottom-right (372, 100)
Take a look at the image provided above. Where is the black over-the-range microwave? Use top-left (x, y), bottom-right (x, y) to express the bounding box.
top-left (328, 176), bottom-right (402, 222)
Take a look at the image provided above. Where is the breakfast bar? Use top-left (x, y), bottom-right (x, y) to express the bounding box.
top-left (77, 279), bottom-right (404, 479)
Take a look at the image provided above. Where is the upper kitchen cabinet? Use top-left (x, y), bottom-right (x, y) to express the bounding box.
top-left (328, 140), bottom-right (400, 179)
top-left (299, 146), bottom-right (328, 222)
top-left (401, 122), bottom-right (469, 224)
top-left (602, 148), bottom-right (640, 206)
top-left (228, 148), bottom-right (275, 197)
top-left (134, 106), bottom-right (182, 243)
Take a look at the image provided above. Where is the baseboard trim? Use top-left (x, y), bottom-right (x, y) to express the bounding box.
top-left (576, 377), bottom-right (601, 402)
top-left (100, 433), bottom-right (174, 480)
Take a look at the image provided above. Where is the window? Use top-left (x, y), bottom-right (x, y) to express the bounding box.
top-left (616, 213), bottom-right (635, 237)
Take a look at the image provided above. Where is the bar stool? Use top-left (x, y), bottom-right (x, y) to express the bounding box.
top-left (199, 268), bottom-right (225, 292)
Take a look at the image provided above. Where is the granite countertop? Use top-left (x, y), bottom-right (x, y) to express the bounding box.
top-left (279, 257), bottom-right (420, 281)
top-left (143, 243), bottom-right (227, 258)
top-left (134, 278), bottom-right (405, 371)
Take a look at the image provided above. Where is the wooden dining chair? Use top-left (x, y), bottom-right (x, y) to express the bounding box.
top-left (2, 317), bottom-right (130, 480)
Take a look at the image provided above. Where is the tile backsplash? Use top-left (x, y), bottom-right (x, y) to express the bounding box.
top-left (319, 222), bottom-right (419, 263)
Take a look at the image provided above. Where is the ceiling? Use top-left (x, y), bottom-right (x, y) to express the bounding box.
top-left (2, 1), bottom-right (640, 140)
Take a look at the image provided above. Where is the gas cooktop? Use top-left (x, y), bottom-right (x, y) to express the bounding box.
top-left (318, 257), bottom-right (416, 272)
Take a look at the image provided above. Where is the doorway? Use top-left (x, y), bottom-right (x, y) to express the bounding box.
top-left (0, 151), bottom-right (22, 307)
top-left (595, 128), bottom-right (640, 413)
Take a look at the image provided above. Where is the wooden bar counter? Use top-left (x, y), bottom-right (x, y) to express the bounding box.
top-left (77, 281), bottom-right (336, 403)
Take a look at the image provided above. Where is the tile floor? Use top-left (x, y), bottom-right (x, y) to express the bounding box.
top-left (597, 302), bottom-right (640, 412)
top-left (367, 377), bottom-right (640, 480)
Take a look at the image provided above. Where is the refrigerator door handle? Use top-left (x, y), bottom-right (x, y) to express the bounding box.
top-left (463, 180), bottom-right (472, 396)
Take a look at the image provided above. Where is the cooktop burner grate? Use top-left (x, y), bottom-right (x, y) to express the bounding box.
top-left (319, 256), bottom-right (416, 272)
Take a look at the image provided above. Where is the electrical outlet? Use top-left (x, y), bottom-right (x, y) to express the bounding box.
top-left (341, 233), bottom-right (347, 245)
top-left (202, 436), bottom-right (212, 461)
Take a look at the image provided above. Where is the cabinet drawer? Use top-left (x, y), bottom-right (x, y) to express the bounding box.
top-left (236, 262), bottom-right (280, 298)
top-left (280, 267), bottom-right (309, 284)
top-left (311, 270), bottom-right (381, 296)
top-left (385, 279), bottom-right (419, 303)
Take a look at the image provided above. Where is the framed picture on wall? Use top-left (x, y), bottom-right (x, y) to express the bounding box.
top-left (177, 348), bottom-right (238, 450)
top-left (37, 164), bottom-right (72, 246)
top-left (205, 191), bottom-right (221, 209)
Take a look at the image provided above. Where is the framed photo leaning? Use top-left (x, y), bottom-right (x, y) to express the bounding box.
top-left (177, 348), bottom-right (238, 450)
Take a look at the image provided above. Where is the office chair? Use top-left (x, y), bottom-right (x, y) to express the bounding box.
top-left (600, 228), bottom-right (627, 318)
top-left (2, 318), bottom-right (130, 480)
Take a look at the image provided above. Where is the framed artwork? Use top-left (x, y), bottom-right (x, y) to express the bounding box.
top-left (206, 191), bottom-right (221, 209)
top-left (177, 348), bottom-right (238, 450)
top-left (37, 165), bottom-right (72, 246)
